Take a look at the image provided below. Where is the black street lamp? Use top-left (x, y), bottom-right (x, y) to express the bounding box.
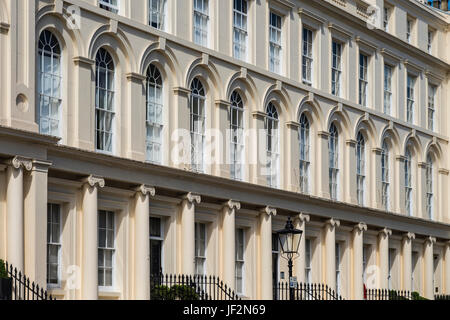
top-left (276, 216), bottom-right (303, 301)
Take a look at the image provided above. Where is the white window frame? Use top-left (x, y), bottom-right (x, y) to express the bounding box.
top-left (305, 238), bottom-right (312, 284)
top-left (359, 53), bottom-right (368, 106)
top-left (233, 0), bottom-right (248, 61)
top-left (47, 203), bottom-right (62, 288)
top-left (426, 155), bottom-right (434, 220)
top-left (149, 0), bottom-right (166, 30)
top-left (356, 132), bottom-right (365, 206)
top-left (230, 91), bottom-right (245, 181)
top-left (331, 41), bottom-right (342, 97)
top-left (428, 84), bottom-right (436, 131)
top-left (95, 48), bottom-right (115, 154)
top-left (265, 102), bottom-right (280, 188)
top-left (406, 75), bottom-right (415, 124)
top-left (335, 242), bottom-right (341, 295)
top-left (298, 114), bottom-right (310, 194)
top-left (150, 216), bottom-right (164, 275)
top-left (405, 149), bottom-right (413, 216)
top-left (99, 0), bottom-right (119, 14)
top-left (302, 27), bottom-right (313, 85)
top-left (195, 222), bottom-right (207, 276)
top-left (329, 124), bottom-right (339, 201)
top-left (269, 11), bottom-right (282, 74)
top-left (190, 78), bottom-right (206, 173)
top-left (235, 228), bottom-right (245, 295)
top-left (406, 19), bottom-right (412, 43)
top-left (146, 64), bottom-right (164, 164)
top-left (383, 6), bottom-right (390, 32)
top-left (384, 64), bottom-right (392, 116)
top-left (427, 30), bottom-right (433, 54)
top-left (38, 30), bottom-right (62, 138)
top-left (381, 141), bottom-right (390, 211)
top-left (98, 210), bottom-right (115, 289)
top-left (193, 0), bottom-right (209, 47)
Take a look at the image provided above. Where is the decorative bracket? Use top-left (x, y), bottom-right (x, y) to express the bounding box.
top-left (379, 228), bottom-right (392, 237)
top-left (223, 200), bottom-right (241, 211)
top-left (183, 192), bottom-right (201, 204)
top-left (326, 218), bottom-right (340, 228)
top-left (82, 175), bottom-right (105, 188)
top-left (135, 185), bottom-right (156, 197)
top-left (353, 222), bottom-right (367, 233)
top-left (260, 206), bottom-right (277, 217)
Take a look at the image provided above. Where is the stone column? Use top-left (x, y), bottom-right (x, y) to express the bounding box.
top-left (317, 131), bottom-right (330, 199)
top-left (294, 213), bottom-right (310, 283)
top-left (250, 111), bottom-right (267, 186)
top-left (259, 206), bottom-right (276, 300)
top-left (6, 157), bottom-right (32, 273)
top-left (324, 218), bottom-right (340, 290)
top-left (418, 162), bottom-right (427, 219)
top-left (444, 242), bottom-right (450, 295)
top-left (424, 236), bottom-right (436, 299)
top-left (378, 228), bottom-right (392, 289)
top-left (221, 200), bottom-right (240, 291)
top-left (179, 193), bottom-right (201, 275)
top-left (402, 233), bottom-right (415, 292)
top-left (352, 222), bottom-right (367, 300)
top-left (134, 185), bottom-right (155, 300)
top-left (24, 159), bottom-right (52, 286)
top-left (345, 139), bottom-right (357, 205)
top-left (286, 121), bottom-right (300, 192)
top-left (73, 56), bottom-right (95, 150)
top-left (81, 175), bottom-right (105, 300)
top-left (396, 156), bottom-right (406, 214)
top-left (126, 73), bottom-right (146, 161)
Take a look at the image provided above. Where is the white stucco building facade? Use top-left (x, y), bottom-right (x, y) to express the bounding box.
top-left (0, 0), bottom-right (449, 300)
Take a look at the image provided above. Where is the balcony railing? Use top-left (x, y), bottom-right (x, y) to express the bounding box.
top-left (274, 281), bottom-right (343, 300)
top-left (150, 273), bottom-right (240, 300)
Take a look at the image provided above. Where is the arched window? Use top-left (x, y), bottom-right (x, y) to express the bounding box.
top-left (298, 114), bottom-right (310, 194)
top-left (190, 78), bottom-right (206, 173)
top-left (426, 154), bottom-right (434, 220)
top-left (146, 64), bottom-right (163, 164)
top-left (356, 132), bottom-right (365, 206)
top-left (230, 91), bottom-right (244, 181)
top-left (265, 102), bottom-right (279, 188)
top-left (38, 30), bottom-right (62, 137)
top-left (405, 148), bottom-right (413, 216)
top-left (328, 124), bottom-right (339, 200)
top-left (381, 140), bottom-right (390, 211)
top-left (95, 48), bottom-right (115, 153)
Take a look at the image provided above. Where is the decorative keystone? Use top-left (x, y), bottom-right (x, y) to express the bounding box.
top-left (83, 175), bottom-right (105, 188)
top-left (223, 200), bottom-right (241, 211)
top-left (402, 232), bottom-right (415, 241)
top-left (326, 218), bottom-right (340, 228)
top-left (261, 206), bottom-right (277, 217)
top-left (135, 185), bottom-right (156, 197)
top-left (7, 156), bottom-right (33, 171)
top-left (183, 192), bottom-right (201, 204)
top-left (353, 222), bottom-right (367, 233)
top-left (379, 228), bottom-right (392, 237)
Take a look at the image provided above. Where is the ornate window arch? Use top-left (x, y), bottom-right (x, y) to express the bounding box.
top-left (329, 124), bottom-right (339, 200)
top-left (356, 132), bottom-right (366, 206)
top-left (95, 48), bottom-right (115, 153)
top-left (190, 78), bottom-right (206, 172)
top-left (146, 64), bottom-right (163, 164)
top-left (230, 91), bottom-right (244, 181)
top-left (298, 113), bottom-right (310, 194)
top-left (38, 30), bottom-right (62, 137)
top-left (265, 102), bottom-right (279, 188)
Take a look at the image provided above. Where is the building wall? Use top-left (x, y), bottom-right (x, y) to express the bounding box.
top-left (0, 0), bottom-right (448, 300)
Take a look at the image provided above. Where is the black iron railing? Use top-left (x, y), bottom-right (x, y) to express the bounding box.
top-left (274, 281), bottom-right (343, 300)
top-left (4, 261), bottom-right (54, 300)
top-left (150, 274), bottom-right (240, 300)
top-left (365, 289), bottom-right (412, 300)
top-left (435, 294), bottom-right (450, 300)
